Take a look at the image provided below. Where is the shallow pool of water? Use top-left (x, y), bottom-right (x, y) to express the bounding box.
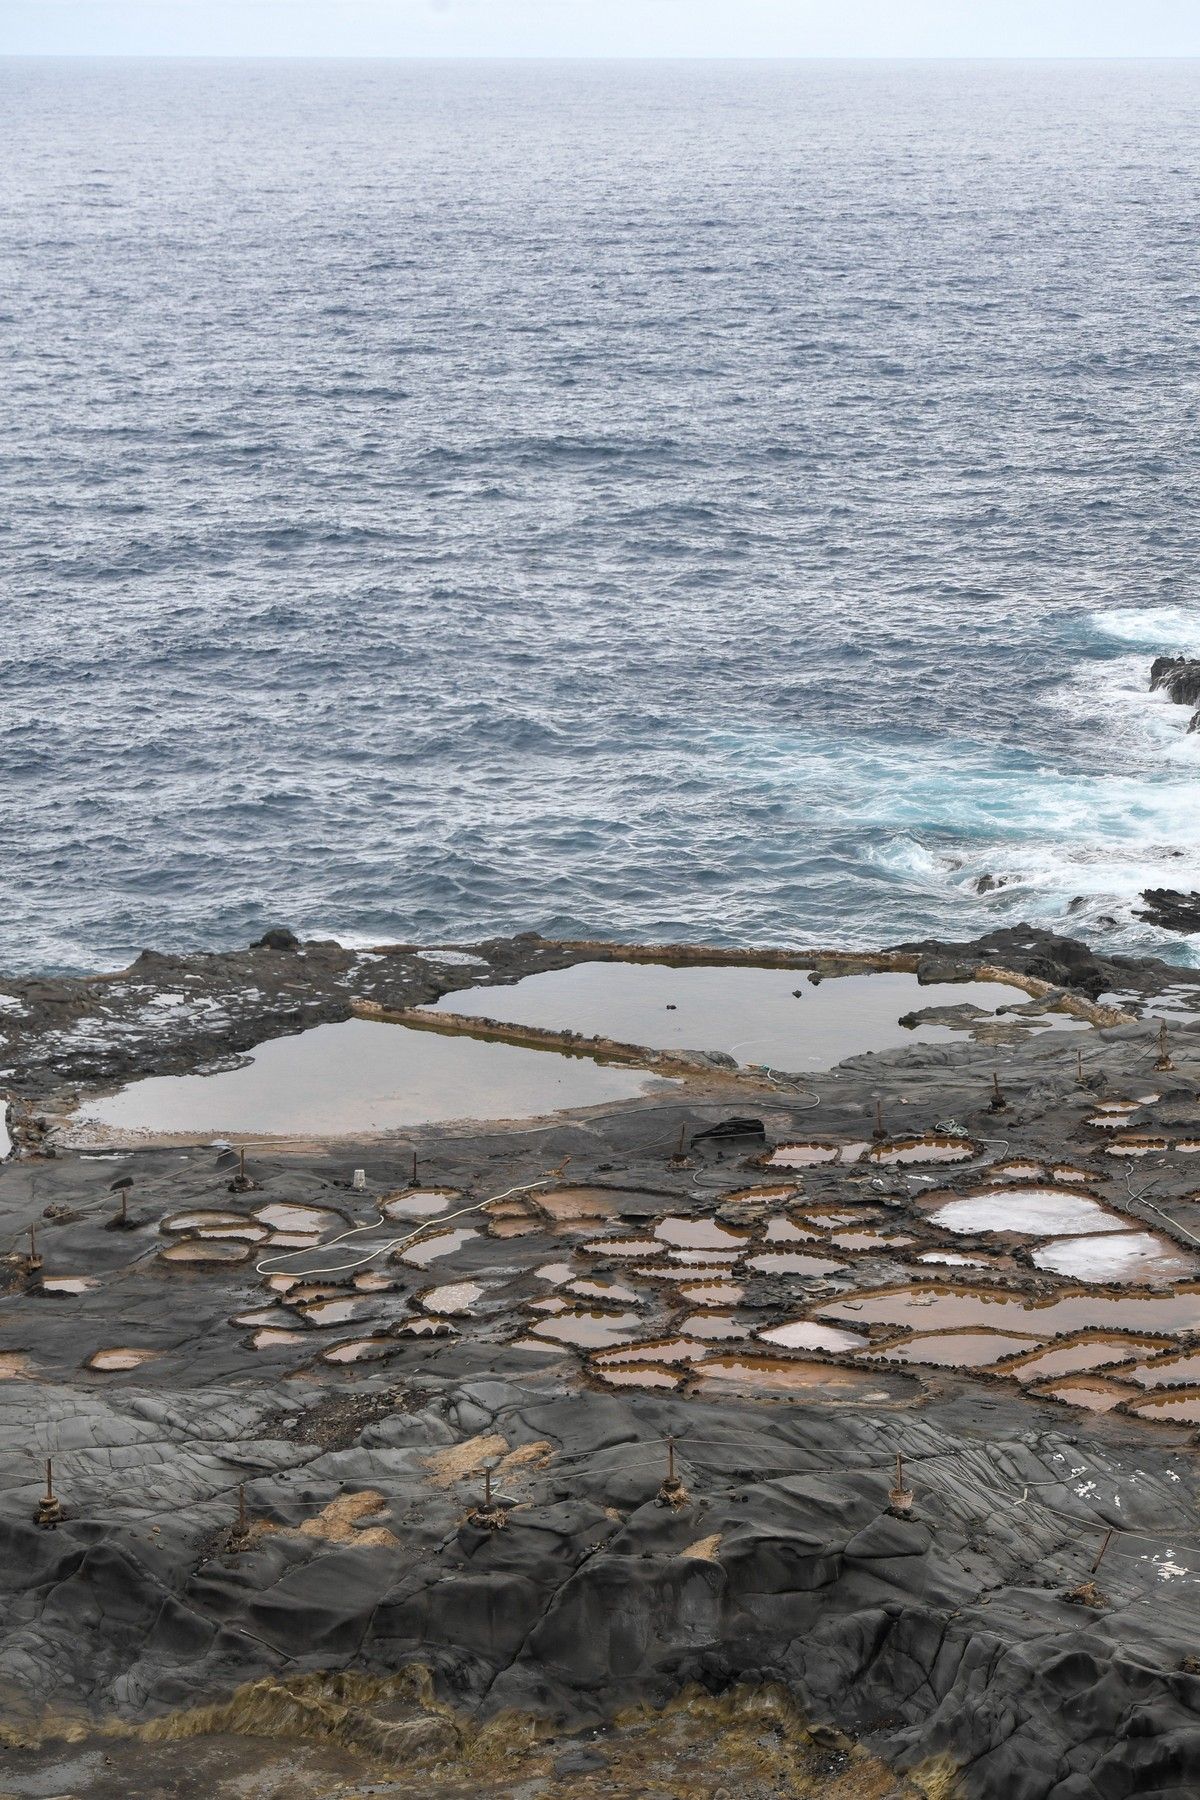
top-left (680, 1311), bottom-right (751, 1340)
top-left (757, 1320), bottom-right (869, 1352)
top-left (929, 1190), bottom-right (1126, 1238)
top-left (998, 1335), bottom-right (1164, 1382)
top-left (64, 1016), bottom-right (668, 1141)
top-left (592, 1337), bottom-right (709, 1365)
top-left (86, 1347), bottom-right (160, 1372)
top-left (382, 1189), bottom-right (458, 1219)
top-left (400, 1226), bottom-right (478, 1267)
top-left (871, 1329), bottom-right (1041, 1367)
top-left (159, 1239), bottom-right (251, 1265)
top-left (418, 1281), bottom-right (483, 1314)
top-left (1032, 1232), bottom-right (1199, 1285)
top-left (529, 1308), bottom-right (642, 1348)
top-left (1128, 1348), bottom-right (1200, 1388)
top-left (680, 1280), bottom-right (745, 1306)
top-left (425, 962), bottom-right (1055, 1071)
top-left (1036, 1376), bottom-right (1139, 1413)
top-left (595, 1364), bottom-right (681, 1390)
top-left (745, 1251), bottom-right (845, 1276)
top-left (696, 1355), bottom-right (899, 1396)
top-left (819, 1283), bottom-right (1200, 1337)
top-left (653, 1216), bottom-right (751, 1250)
top-left (1126, 1388), bottom-right (1200, 1423)
top-left (322, 1336), bottom-right (399, 1363)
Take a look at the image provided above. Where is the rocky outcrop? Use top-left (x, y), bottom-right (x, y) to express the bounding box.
top-left (889, 925), bottom-right (1113, 998)
top-left (1136, 889), bottom-right (1200, 934)
top-left (1150, 656), bottom-right (1200, 706)
top-left (1149, 655), bottom-right (1200, 731)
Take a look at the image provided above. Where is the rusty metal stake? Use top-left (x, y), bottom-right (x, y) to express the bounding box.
top-left (1154, 1021), bottom-right (1174, 1072)
top-left (989, 1071), bottom-right (1007, 1113)
top-left (1091, 1527), bottom-right (1115, 1574)
top-left (873, 1097), bottom-right (886, 1142)
top-left (411, 1149), bottom-right (419, 1187)
top-left (27, 1223), bottom-right (42, 1272)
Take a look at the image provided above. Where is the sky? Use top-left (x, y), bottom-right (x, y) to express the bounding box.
top-left (3, 0), bottom-right (1200, 58)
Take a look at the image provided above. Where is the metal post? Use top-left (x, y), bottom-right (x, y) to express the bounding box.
top-left (119, 1190), bottom-right (127, 1226)
top-left (873, 1097), bottom-right (885, 1141)
top-left (35, 1457), bottom-right (63, 1528)
top-left (411, 1149), bottom-right (418, 1186)
top-left (1091, 1527), bottom-right (1114, 1574)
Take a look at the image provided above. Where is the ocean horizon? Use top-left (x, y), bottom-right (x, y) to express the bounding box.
top-left (4, 55), bottom-right (1199, 975)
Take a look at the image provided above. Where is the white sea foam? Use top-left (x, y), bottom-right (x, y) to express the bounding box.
top-left (1088, 608), bottom-right (1200, 654)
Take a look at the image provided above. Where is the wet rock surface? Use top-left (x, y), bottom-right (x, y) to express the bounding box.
top-left (1136, 890), bottom-right (1200, 935)
top-left (1150, 654), bottom-right (1200, 713)
top-left (0, 925), bottom-right (1176, 1119)
top-left (3, 932), bottom-right (1200, 1796)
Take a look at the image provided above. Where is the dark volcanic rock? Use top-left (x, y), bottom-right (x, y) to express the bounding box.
top-left (1150, 656), bottom-right (1200, 707)
top-left (251, 927), bottom-right (301, 951)
top-left (1136, 889), bottom-right (1200, 934)
top-left (891, 925), bottom-right (1112, 998)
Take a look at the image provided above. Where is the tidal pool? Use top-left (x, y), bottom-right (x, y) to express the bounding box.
top-left (62, 1017), bottom-right (667, 1142)
top-left (425, 961), bottom-right (1057, 1071)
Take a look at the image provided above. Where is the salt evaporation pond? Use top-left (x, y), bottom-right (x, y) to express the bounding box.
top-left (1032, 1232), bottom-right (1199, 1284)
top-left (61, 1017), bottom-right (667, 1142)
top-left (426, 962), bottom-right (1072, 1071)
top-left (928, 1190), bottom-right (1129, 1237)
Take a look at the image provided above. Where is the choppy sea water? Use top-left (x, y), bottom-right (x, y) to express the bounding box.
top-left (3, 58), bottom-right (1200, 976)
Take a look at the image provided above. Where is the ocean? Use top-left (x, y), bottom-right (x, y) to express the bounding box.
top-left (3, 57), bottom-right (1200, 975)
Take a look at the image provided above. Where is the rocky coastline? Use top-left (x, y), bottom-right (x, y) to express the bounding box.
top-left (2, 926), bottom-right (1200, 1799)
